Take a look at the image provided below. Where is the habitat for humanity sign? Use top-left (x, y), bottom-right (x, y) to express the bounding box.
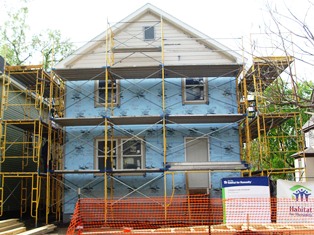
top-left (222, 177), bottom-right (271, 223)
top-left (277, 179), bottom-right (314, 223)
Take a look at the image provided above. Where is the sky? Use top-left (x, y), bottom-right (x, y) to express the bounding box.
top-left (27, 0), bottom-right (266, 42)
top-left (0, 0), bottom-right (303, 45)
top-left (0, 0), bottom-right (313, 79)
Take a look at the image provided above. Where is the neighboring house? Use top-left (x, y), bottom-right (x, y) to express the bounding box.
top-left (0, 56), bottom-right (27, 214)
top-left (0, 56), bottom-right (62, 224)
top-left (294, 90), bottom-right (314, 181)
top-left (53, 4), bottom-right (246, 221)
top-left (0, 56), bottom-right (36, 216)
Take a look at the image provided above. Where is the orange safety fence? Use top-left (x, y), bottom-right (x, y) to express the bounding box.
top-left (66, 196), bottom-right (314, 235)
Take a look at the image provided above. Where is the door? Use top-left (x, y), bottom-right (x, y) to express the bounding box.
top-left (185, 137), bottom-right (210, 194)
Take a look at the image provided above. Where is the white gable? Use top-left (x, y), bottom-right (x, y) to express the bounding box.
top-left (56, 4), bottom-right (242, 71)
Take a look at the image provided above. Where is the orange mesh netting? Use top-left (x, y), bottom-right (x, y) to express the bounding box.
top-left (66, 196), bottom-right (314, 234)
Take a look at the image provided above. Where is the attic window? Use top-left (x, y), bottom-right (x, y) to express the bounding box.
top-left (144, 26), bottom-right (155, 40)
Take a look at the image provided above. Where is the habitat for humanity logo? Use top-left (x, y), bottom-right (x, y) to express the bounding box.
top-left (289, 185), bottom-right (312, 216)
top-left (290, 185), bottom-right (312, 202)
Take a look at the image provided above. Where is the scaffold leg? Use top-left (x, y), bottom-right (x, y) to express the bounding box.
top-left (20, 178), bottom-right (28, 218)
top-left (0, 174), bottom-right (3, 216)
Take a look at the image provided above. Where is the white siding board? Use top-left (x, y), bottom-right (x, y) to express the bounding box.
top-left (68, 11), bottom-right (236, 69)
top-left (71, 51), bottom-right (232, 68)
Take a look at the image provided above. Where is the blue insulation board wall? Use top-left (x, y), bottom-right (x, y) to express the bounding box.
top-left (63, 77), bottom-right (241, 215)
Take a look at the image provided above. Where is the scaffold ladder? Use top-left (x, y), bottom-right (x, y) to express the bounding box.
top-left (2, 74), bottom-right (10, 111)
top-left (35, 71), bottom-right (45, 115)
top-left (0, 122), bottom-right (7, 163)
top-left (32, 122), bottom-right (43, 164)
top-left (20, 178), bottom-right (28, 217)
top-left (30, 174), bottom-right (41, 226)
top-left (0, 174), bottom-right (3, 216)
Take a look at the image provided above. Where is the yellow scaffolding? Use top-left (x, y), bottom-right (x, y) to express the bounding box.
top-left (0, 13), bottom-right (307, 229)
top-left (238, 56), bottom-right (305, 178)
top-left (50, 17), bottom-right (248, 226)
top-left (0, 64), bottom-right (65, 226)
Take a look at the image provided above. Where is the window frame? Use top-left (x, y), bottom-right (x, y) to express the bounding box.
top-left (94, 80), bottom-right (119, 107)
top-left (94, 139), bottom-right (117, 170)
top-left (143, 26), bottom-right (155, 41)
top-left (182, 77), bottom-right (208, 104)
top-left (94, 137), bottom-right (145, 173)
top-left (121, 138), bottom-right (144, 170)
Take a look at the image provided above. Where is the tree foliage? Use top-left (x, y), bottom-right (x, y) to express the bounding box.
top-left (0, 2), bottom-right (75, 69)
top-left (262, 1), bottom-right (314, 107)
top-left (249, 78), bottom-right (313, 179)
top-left (0, 6), bottom-right (30, 65)
top-left (31, 29), bottom-right (75, 70)
top-left (245, 2), bottom-right (314, 179)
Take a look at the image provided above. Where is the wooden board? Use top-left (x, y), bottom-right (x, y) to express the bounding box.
top-left (0, 219), bottom-right (20, 227)
top-left (0, 227), bottom-right (26, 235)
top-left (0, 222), bottom-right (24, 232)
top-left (18, 225), bottom-right (56, 235)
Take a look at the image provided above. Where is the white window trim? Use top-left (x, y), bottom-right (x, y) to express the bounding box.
top-left (121, 138), bottom-right (144, 169)
top-left (94, 137), bottom-right (145, 172)
top-left (94, 80), bottom-right (119, 107)
top-left (94, 138), bottom-right (117, 170)
top-left (182, 77), bottom-right (208, 104)
top-left (143, 26), bottom-right (155, 41)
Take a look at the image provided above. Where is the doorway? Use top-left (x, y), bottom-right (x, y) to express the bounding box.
top-left (185, 137), bottom-right (210, 194)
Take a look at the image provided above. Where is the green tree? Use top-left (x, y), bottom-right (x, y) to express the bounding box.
top-left (249, 79), bottom-right (313, 179)
top-left (0, 2), bottom-right (75, 69)
top-left (247, 1), bottom-right (314, 179)
top-left (262, 1), bottom-right (314, 109)
top-left (0, 6), bottom-right (30, 65)
top-left (32, 29), bottom-right (75, 70)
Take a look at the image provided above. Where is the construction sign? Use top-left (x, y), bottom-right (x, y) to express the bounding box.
top-left (277, 179), bottom-right (314, 223)
top-left (222, 176), bottom-right (271, 223)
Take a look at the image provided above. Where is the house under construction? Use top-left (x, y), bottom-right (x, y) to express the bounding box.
top-left (0, 3), bottom-right (307, 231)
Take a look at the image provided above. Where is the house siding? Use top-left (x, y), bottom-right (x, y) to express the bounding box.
top-left (67, 13), bottom-right (235, 69)
top-left (63, 76), bottom-right (240, 215)
top-left (56, 5), bottom-right (244, 222)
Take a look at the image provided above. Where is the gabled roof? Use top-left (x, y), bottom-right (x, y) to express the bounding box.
top-left (291, 146), bottom-right (314, 158)
top-left (303, 116), bottom-right (314, 132)
top-left (55, 3), bottom-right (243, 69)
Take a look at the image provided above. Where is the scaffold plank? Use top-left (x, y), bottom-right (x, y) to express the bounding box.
top-left (17, 224), bottom-right (56, 235)
top-left (0, 227), bottom-right (26, 235)
top-left (53, 64), bottom-right (241, 81)
top-left (52, 161), bottom-right (248, 174)
top-left (52, 114), bottom-right (245, 126)
top-left (240, 56), bottom-right (294, 92)
top-left (0, 219), bottom-right (20, 227)
top-left (0, 222), bottom-right (24, 232)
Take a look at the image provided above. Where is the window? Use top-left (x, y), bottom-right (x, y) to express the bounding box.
top-left (122, 139), bottom-right (143, 169)
top-left (96, 139), bottom-right (117, 170)
top-left (182, 77), bottom-right (208, 104)
top-left (95, 138), bottom-right (144, 171)
top-left (95, 80), bottom-right (118, 106)
top-left (144, 26), bottom-right (155, 40)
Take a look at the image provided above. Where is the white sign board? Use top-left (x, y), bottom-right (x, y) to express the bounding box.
top-left (222, 177), bottom-right (271, 223)
top-left (277, 179), bottom-right (314, 223)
